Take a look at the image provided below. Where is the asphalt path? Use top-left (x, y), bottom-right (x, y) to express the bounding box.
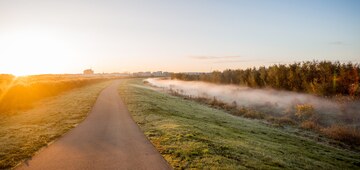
top-left (18, 80), bottom-right (171, 170)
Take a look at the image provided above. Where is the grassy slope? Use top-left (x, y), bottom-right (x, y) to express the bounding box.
top-left (118, 79), bottom-right (360, 170)
top-left (0, 80), bottom-right (113, 169)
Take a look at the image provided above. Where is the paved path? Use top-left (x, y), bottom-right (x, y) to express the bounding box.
top-left (18, 80), bottom-right (171, 170)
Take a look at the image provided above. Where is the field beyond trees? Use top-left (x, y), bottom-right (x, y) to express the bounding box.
top-left (118, 79), bottom-right (360, 169)
top-left (171, 61), bottom-right (360, 97)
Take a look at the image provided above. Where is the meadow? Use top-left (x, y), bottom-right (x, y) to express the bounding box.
top-left (118, 79), bottom-right (360, 169)
top-left (0, 74), bottom-right (114, 113)
top-left (146, 78), bottom-right (360, 147)
top-left (0, 75), bottom-right (113, 169)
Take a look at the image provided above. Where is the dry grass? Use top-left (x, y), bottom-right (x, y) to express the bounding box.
top-left (301, 120), bottom-right (320, 130)
top-left (269, 116), bottom-right (296, 126)
top-left (0, 80), bottom-right (112, 169)
top-left (321, 125), bottom-right (360, 145)
top-left (0, 74), bottom-right (113, 113)
top-left (295, 104), bottom-right (315, 121)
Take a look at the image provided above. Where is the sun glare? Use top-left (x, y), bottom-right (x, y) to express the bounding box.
top-left (0, 30), bottom-right (77, 76)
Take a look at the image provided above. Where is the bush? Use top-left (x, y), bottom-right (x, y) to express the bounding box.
top-left (321, 125), bottom-right (360, 145)
top-left (230, 107), bottom-right (247, 116)
top-left (209, 97), bottom-right (226, 108)
top-left (295, 104), bottom-right (315, 121)
top-left (300, 120), bottom-right (320, 130)
top-left (243, 110), bottom-right (266, 119)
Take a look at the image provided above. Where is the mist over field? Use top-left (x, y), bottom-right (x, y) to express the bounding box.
top-left (146, 78), bottom-right (360, 127)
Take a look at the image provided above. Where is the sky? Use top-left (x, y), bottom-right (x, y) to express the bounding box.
top-left (0, 0), bottom-right (359, 75)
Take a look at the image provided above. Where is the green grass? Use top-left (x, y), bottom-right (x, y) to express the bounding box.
top-left (118, 79), bottom-right (360, 170)
top-left (0, 80), bottom-right (113, 169)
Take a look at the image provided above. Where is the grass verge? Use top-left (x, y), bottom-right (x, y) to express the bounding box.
top-left (118, 79), bottom-right (360, 169)
top-left (0, 80), bottom-right (113, 169)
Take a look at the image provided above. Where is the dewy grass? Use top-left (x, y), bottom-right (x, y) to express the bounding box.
top-left (0, 80), bottom-right (112, 169)
top-left (119, 79), bottom-right (360, 170)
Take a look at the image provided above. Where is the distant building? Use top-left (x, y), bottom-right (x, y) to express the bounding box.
top-left (83, 69), bottom-right (94, 74)
top-left (152, 71), bottom-right (163, 77)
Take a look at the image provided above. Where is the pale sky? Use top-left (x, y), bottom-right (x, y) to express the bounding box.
top-left (0, 0), bottom-right (359, 75)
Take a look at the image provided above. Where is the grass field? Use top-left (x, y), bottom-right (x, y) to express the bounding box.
top-left (118, 79), bottom-right (360, 169)
top-left (0, 74), bottom-right (113, 113)
top-left (0, 80), bottom-right (113, 169)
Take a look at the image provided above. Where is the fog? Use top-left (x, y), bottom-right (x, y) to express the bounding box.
top-left (146, 78), bottom-right (360, 124)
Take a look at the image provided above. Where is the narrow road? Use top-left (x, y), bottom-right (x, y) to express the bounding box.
top-left (18, 80), bottom-right (171, 170)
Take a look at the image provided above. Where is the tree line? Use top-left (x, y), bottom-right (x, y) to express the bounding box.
top-left (171, 61), bottom-right (360, 96)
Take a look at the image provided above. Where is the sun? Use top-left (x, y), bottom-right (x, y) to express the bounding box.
top-left (0, 29), bottom-right (77, 75)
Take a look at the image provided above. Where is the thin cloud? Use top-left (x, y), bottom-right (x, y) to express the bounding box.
top-left (190, 56), bottom-right (242, 60)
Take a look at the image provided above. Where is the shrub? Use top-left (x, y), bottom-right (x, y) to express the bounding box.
top-left (223, 101), bottom-right (237, 111)
top-left (300, 120), bottom-right (320, 130)
top-left (230, 107), bottom-right (247, 116)
top-left (295, 104), bottom-right (315, 121)
top-left (243, 110), bottom-right (266, 119)
top-left (321, 125), bottom-right (360, 145)
top-left (210, 97), bottom-right (226, 108)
